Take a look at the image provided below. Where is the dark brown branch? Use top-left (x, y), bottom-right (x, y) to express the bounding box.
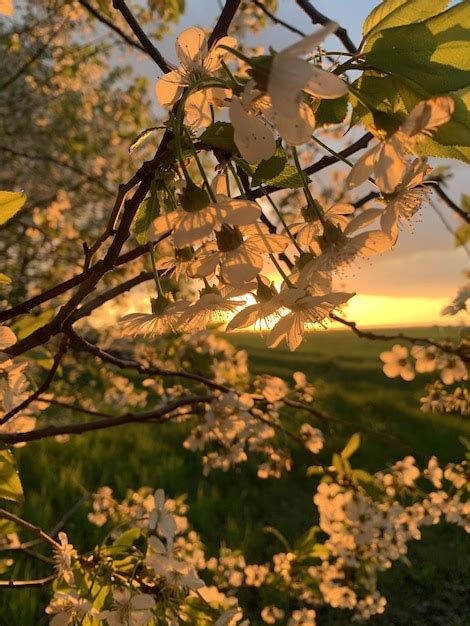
top-left (0, 575), bottom-right (55, 589)
top-left (353, 190), bottom-right (379, 208)
top-left (0, 509), bottom-right (58, 549)
top-left (294, 0), bottom-right (357, 54)
top-left (253, 0), bottom-right (306, 37)
top-left (0, 336), bottom-right (69, 426)
top-left (0, 244), bottom-right (150, 324)
top-left (71, 271), bottom-right (153, 322)
top-left (330, 314), bottom-right (470, 363)
top-left (78, 0), bottom-right (147, 55)
top-left (248, 133), bottom-right (373, 199)
top-left (112, 0), bottom-right (170, 73)
top-left (431, 183), bottom-right (470, 224)
top-left (207, 0), bottom-right (242, 47)
top-left (0, 395), bottom-right (213, 444)
top-left (67, 330), bottom-right (230, 393)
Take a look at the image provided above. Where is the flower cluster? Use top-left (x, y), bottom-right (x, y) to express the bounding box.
top-left (379, 343), bottom-right (468, 386)
top-left (0, 325), bottom-right (38, 443)
top-left (117, 25), bottom-right (455, 352)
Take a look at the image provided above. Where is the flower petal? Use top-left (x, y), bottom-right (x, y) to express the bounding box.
top-left (229, 98), bottom-right (276, 163)
top-left (155, 70), bottom-right (185, 107)
top-left (303, 65), bottom-right (348, 99)
top-left (185, 90), bottom-right (213, 128)
top-left (205, 36), bottom-right (237, 72)
top-left (176, 27), bottom-right (207, 67)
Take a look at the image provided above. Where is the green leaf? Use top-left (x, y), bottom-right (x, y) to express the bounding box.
top-left (129, 127), bottom-right (161, 153)
top-left (332, 452), bottom-right (344, 474)
top-left (341, 432), bottom-right (361, 459)
top-left (363, 0), bottom-right (408, 37)
top-left (455, 223), bottom-right (470, 248)
top-left (251, 148), bottom-right (287, 185)
top-left (363, 0), bottom-right (450, 47)
top-left (0, 273), bottom-right (11, 284)
top-left (112, 527), bottom-right (142, 547)
top-left (96, 0), bottom-right (112, 17)
top-left (0, 449), bottom-right (23, 503)
top-left (133, 188), bottom-right (160, 246)
top-left (315, 95), bottom-right (349, 127)
top-left (0, 191), bottom-right (26, 226)
top-left (366, 4), bottom-right (470, 96)
top-left (14, 310), bottom-right (55, 341)
top-left (461, 194), bottom-right (470, 214)
top-left (360, 4), bottom-right (470, 161)
top-left (199, 122), bottom-right (237, 153)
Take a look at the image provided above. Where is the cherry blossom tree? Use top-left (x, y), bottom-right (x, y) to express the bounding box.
top-left (0, 1), bottom-right (468, 624)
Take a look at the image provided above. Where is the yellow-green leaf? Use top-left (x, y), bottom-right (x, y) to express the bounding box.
top-left (0, 449), bottom-right (23, 503)
top-left (0, 191), bottom-right (26, 226)
top-left (455, 224), bottom-right (470, 248)
top-left (363, 0), bottom-right (450, 48)
top-left (0, 273), bottom-right (11, 284)
top-left (341, 432), bottom-right (361, 459)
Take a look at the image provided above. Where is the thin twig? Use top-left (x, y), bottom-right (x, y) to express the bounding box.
top-left (0, 395), bottom-right (213, 444)
top-left (294, 0), bottom-right (357, 53)
top-left (0, 336), bottom-right (69, 426)
top-left (0, 575), bottom-right (55, 589)
top-left (112, 0), bottom-right (170, 72)
top-left (0, 509), bottom-right (59, 549)
top-left (253, 0), bottom-right (306, 36)
top-left (78, 0), bottom-right (147, 55)
top-left (330, 314), bottom-right (469, 362)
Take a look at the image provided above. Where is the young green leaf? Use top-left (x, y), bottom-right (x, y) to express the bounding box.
top-left (133, 188), bottom-right (160, 245)
top-left (0, 190), bottom-right (26, 226)
top-left (341, 432), bottom-right (361, 460)
top-left (0, 449), bottom-right (23, 504)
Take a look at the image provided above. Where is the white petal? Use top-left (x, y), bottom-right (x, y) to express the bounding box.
top-left (374, 139), bottom-right (406, 194)
top-left (176, 27), bottom-right (207, 67)
top-left (343, 208), bottom-right (382, 236)
top-left (205, 36), bottom-right (237, 72)
top-left (215, 197), bottom-right (261, 225)
top-left (229, 99), bottom-right (276, 163)
top-left (173, 210), bottom-right (216, 247)
top-left (184, 90), bottom-right (213, 128)
top-left (0, 326), bottom-right (16, 350)
top-left (303, 65), bottom-right (348, 99)
top-left (267, 101), bottom-right (315, 145)
top-left (283, 22), bottom-right (339, 57)
top-left (346, 146), bottom-right (377, 189)
top-left (400, 95), bottom-right (454, 139)
top-left (155, 70), bottom-right (185, 106)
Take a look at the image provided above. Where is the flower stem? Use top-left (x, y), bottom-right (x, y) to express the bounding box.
top-left (292, 147), bottom-right (326, 227)
top-left (260, 185), bottom-right (303, 255)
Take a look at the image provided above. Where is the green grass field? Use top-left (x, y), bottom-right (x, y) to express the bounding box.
top-left (2, 327), bottom-right (469, 625)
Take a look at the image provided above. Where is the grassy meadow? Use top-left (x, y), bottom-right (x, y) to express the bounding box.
top-left (2, 326), bottom-right (469, 625)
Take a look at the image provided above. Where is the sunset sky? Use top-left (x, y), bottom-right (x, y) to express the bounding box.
top-left (126, 0), bottom-right (469, 328)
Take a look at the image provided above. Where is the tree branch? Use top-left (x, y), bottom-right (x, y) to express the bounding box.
top-left (431, 183), bottom-right (470, 224)
top-left (330, 314), bottom-right (470, 362)
top-left (253, 0), bottom-right (306, 37)
top-left (0, 509), bottom-right (59, 549)
top-left (78, 0), bottom-right (148, 55)
top-left (0, 336), bottom-right (69, 426)
top-left (67, 329), bottom-right (230, 393)
top-left (294, 0), bottom-right (357, 54)
top-left (0, 395), bottom-right (213, 445)
top-left (111, 0), bottom-right (170, 73)
top-left (207, 0), bottom-right (242, 47)
top-left (0, 575), bottom-right (55, 589)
